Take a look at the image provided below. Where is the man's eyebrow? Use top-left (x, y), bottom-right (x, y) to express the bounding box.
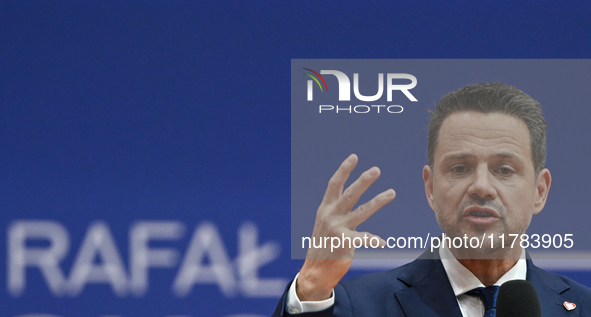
top-left (492, 152), bottom-right (525, 165)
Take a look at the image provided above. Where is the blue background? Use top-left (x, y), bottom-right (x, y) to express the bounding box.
top-left (1, 2), bottom-right (591, 317)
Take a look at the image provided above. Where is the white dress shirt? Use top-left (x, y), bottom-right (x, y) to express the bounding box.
top-left (287, 272), bottom-right (335, 314)
top-left (286, 247), bottom-right (527, 316)
top-left (440, 246), bottom-right (527, 317)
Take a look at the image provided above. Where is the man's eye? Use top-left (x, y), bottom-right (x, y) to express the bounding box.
top-left (452, 166), bottom-right (466, 174)
top-left (499, 167), bottom-right (514, 175)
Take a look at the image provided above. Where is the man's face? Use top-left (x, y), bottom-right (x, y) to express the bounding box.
top-left (423, 111), bottom-right (551, 256)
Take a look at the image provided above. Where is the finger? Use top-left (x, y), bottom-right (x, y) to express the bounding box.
top-left (335, 166), bottom-right (381, 211)
top-left (348, 189), bottom-right (396, 229)
top-left (322, 154), bottom-right (358, 204)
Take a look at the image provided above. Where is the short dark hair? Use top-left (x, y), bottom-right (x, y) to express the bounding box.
top-left (428, 82), bottom-right (547, 176)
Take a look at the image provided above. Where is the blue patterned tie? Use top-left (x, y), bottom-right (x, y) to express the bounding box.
top-left (466, 285), bottom-right (500, 317)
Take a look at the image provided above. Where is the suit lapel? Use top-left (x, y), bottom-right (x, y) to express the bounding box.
top-left (394, 250), bottom-right (463, 317)
top-left (527, 260), bottom-right (579, 317)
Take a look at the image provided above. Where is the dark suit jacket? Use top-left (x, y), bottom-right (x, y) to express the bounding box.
top-left (273, 249), bottom-right (591, 316)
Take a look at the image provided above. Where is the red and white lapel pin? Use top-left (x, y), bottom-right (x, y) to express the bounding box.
top-left (563, 301), bottom-right (576, 311)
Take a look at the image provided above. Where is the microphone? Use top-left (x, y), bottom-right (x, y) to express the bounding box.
top-left (496, 280), bottom-right (541, 317)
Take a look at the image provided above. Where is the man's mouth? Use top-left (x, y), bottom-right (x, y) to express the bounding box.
top-left (469, 210), bottom-right (495, 217)
top-left (463, 206), bottom-right (500, 225)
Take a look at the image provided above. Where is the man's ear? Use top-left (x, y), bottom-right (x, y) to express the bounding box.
top-left (533, 168), bottom-right (551, 215)
top-left (423, 165), bottom-right (436, 211)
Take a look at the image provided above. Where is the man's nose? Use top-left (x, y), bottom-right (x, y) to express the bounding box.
top-left (467, 165), bottom-right (497, 200)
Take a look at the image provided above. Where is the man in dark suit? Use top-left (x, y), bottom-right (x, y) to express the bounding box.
top-left (273, 82), bottom-right (591, 316)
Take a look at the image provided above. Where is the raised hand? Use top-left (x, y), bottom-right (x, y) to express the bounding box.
top-left (296, 154), bottom-right (396, 301)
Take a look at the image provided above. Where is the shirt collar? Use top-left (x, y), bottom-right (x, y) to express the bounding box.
top-left (439, 245), bottom-right (527, 296)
